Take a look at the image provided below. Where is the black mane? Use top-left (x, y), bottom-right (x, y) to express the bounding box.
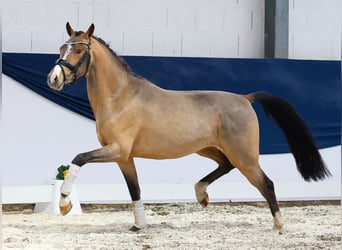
top-left (73, 31), bottom-right (142, 79)
top-left (93, 36), bottom-right (133, 73)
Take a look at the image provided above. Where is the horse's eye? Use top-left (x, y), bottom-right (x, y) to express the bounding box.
top-left (75, 49), bottom-right (82, 54)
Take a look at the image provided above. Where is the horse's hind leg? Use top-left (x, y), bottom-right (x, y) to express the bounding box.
top-left (239, 164), bottom-right (283, 233)
top-left (195, 147), bottom-right (235, 208)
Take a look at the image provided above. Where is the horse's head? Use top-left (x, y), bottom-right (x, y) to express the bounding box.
top-left (47, 22), bottom-right (95, 91)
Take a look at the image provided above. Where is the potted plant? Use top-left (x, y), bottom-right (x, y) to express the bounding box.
top-left (56, 164), bottom-right (70, 180)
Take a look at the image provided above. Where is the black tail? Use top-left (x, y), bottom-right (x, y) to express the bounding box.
top-left (250, 92), bottom-right (331, 181)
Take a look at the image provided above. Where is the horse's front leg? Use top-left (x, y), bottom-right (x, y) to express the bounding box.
top-left (118, 158), bottom-right (146, 231)
top-left (59, 143), bottom-right (121, 215)
top-left (59, 144), bottom-right (147, 231)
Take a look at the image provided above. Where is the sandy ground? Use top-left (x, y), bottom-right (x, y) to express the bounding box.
top-left (2, 203), bottom-right (341, 250)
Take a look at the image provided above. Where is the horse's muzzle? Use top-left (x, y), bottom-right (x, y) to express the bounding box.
top-left (47, 65), bottom-right (65, 91)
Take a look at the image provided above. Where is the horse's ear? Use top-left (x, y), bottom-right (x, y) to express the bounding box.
top-left (86, 23), bottom-right (95, 38)
top-left (66, 22), bottom-right (75, 36)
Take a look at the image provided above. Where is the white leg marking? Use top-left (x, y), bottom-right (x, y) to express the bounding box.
top-left (60, 164), bottom-right (81, 196)
top-left (59, 195), bottom-right (71, 207)
top-left (273, 211), bottom-right (284, 233)
top-left (132, 200), bottom-right (146, 228)
top-left (59, 164), bottom-right (80, 215)
top-left (195, 182), bottom-right (209, 207)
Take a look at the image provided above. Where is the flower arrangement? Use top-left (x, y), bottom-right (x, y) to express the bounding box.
top-left (56, 165), bottom-right (70, 180)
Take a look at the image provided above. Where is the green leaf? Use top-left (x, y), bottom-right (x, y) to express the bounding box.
top-left (56, 165), bottom-right (70, 180)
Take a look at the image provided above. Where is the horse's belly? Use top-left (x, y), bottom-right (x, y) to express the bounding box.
top-left (132, 143), bottom-right (204, 159)
top-left (131, 128), bottom-right (214, 159)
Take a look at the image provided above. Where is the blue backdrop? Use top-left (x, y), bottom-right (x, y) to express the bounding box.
top-left (3, 53), bottom-right (341, 154)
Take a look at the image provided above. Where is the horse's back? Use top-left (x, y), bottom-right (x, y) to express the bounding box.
top-left (135, 79), bottom-right (258, 137)
top-left (130, 80), bottom-right (259, 159)
top-left (136, 78), bottom-right (251, 115)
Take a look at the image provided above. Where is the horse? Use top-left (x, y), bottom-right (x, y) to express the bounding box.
top-left (47, 23), bottom-right (331, 233)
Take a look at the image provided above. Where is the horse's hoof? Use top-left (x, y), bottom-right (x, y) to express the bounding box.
top-left (273, 226), bottom-right (284, 235)
top-left (60, 203), bottom-right (73, 216)
top-left (195, 182), bottom-right (209, 208)
top-left (273, 223), bottom-right (284, 235)
top-left (129, 225), bottom-right (141, 232)
top-left (199, 193), bottom-right (209, 208)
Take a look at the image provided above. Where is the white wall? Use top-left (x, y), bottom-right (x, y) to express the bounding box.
top-left (3, 0), bottom-right (342, 59)
top-left (288, 0), bottom-right (342, 60)
top-left (2, 0), bottom-right (265, 58)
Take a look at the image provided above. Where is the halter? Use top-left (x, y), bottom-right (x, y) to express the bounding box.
top-left (55, 39), bottom-right (92, 84)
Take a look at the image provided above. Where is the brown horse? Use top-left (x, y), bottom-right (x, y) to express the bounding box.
top-left (47, 23), bottom-right (330, 232)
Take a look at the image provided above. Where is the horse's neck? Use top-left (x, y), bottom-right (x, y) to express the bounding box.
top-left (86, 43), bottom-right (132, 117)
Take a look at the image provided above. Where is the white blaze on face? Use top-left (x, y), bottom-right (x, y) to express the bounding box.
top-left (48, 43), bottom-right (73, 90)
top-left (62, 43), bottom-right (73, 60)
top-left (51, 43), bottom-right (73, 81)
